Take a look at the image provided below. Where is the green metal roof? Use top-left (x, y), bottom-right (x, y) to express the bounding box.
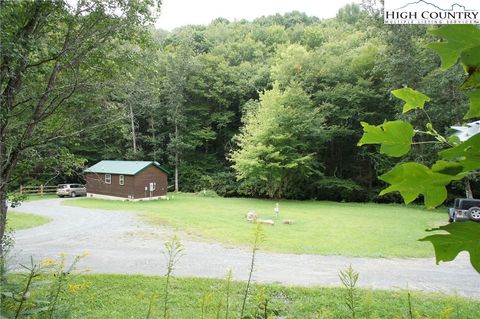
top-left (85, 160), bottom-right (169, 175)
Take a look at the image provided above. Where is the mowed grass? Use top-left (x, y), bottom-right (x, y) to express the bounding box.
top-left (7, 274), bottom-right (479, 318)
top-left (7, 211), bottom-right (50, 230)
top-left (65, 194), bottom-right (446, 257)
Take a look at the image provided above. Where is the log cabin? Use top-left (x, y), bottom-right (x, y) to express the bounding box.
top-left (85, 160), bottom-right (168, 200)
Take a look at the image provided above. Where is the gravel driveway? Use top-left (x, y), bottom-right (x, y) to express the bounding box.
top-left (9, 198), bottom-right (480, 298)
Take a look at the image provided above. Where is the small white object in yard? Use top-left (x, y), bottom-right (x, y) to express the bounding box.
top-left (282, 219), bottom-right (294, 225)
top-left (257, 219), bottom-right (275, 226)
top-left (451, 120), bottom-right (480, 141)
top-left (274, 202), bottom-right (280, 218)
top-left (245, 211), bottom-right (257, 222)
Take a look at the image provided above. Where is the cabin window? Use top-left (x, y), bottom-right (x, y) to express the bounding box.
top-left (119, 175), bottom-right (124, 186)
top-left (105, 174), bottom-right (111, 184)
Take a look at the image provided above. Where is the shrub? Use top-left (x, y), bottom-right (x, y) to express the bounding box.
top-left (315, 177), bottom-right (364, 202)
top-left (211, 171), bottom-right (241, 197)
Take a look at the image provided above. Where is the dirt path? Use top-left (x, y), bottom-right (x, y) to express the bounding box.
top-left (10, 198), bottom-right (480, 298)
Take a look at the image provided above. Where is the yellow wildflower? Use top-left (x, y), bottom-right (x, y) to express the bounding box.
top-left (40, 258), bottom-right (56, 267)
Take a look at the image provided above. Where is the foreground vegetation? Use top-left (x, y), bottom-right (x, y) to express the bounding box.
top-left (6, 212), bottom-right (50, 231)
top-left (3, 273), bottom-right (479, 319)
top-left (65, 193), bottom-right (445, 257)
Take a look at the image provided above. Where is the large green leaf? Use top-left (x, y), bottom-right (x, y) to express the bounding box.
top-left (460, 45), bottom-right (480, 91)
top-left (429, 26), bottom-right (480, 118)
top-left (379, 162), bottom-right (461, 208)
top-left (420, 222), bottom-right (480, 273)
top-left (427, 25), bottom-right (480, 69)
top-left (391, 88), bottom-right (430, 113)
top-left (439, 133), bottom-right (480, 172)
top-left (357, 121), bottom-right (414, 157)
top-left (431, 160), bottom-right (464, 176)
top-left (464, 89), bottom-right (480, 119)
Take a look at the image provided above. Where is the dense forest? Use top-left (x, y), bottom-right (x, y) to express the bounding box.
top-left (3, 1), bottom-right (474, 202)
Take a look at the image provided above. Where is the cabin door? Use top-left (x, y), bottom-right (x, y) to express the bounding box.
top-left (148, 181), bottom-right (156, 197)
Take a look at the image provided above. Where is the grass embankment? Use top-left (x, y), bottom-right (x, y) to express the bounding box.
top-left (18, 275), bottom-right (480, 319)
top-left (7, 211), bottom-right (50, 230)
top-left (5, 274), bottom-right (478, 318)
top-left (65, 193), bottom-right (445, 257)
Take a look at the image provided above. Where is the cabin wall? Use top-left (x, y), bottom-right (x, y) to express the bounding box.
top-left (133, 166), bottom-right (168, 198)
top-left (86, 173), bottom-right (135, 198)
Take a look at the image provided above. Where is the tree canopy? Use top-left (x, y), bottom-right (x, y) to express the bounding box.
top-left (2, 4), bottom-right (476, 205)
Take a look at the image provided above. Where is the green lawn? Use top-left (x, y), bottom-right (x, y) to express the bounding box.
top-left (7, 211), bottom-right (51, 230)
top-left (65, 193), bottom-right (446, 258)
top-left (3, 274), bottom-right (478, 318)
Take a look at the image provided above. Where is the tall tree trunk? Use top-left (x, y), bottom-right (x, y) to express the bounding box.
top-left (0, 3), bottom-right (44, 246)
top-left (0, 122), bottom-right (7, 248)
top-left (0, 187), bottom-right (8, 258)
top-left (129, 103), bottom-right (137, 153)
top-left (465, 178), bottom-right (473, 199)
top-left (0, 62), bottom-right (62, 250)
top-left (150, 116), bottom-right (156, 161)
top-left (174, 123), bottom-right (179, 192)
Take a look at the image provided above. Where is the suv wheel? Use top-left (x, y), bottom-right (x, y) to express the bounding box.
top-left (70, 191), bottom-right (76, 198)
top-left (467, 207), bottom-right (480, 221)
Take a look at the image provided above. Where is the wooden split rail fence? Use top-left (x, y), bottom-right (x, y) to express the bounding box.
top-left (19, 185), bottom-right (57, 195)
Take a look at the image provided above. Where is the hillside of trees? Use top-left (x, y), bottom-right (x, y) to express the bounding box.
top-left (6, 3), bottom-right (473, 201)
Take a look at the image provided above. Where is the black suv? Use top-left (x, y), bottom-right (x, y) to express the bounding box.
top-left (448, 198), bottom-right (480, 223)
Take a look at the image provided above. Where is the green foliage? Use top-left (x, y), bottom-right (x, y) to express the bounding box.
top-left (379, 163), bottom-right (463, 208)
top-left (1, 254), bottom-right (85, 318)
top-left (5, 274), bottom-right (479, 318)
top-left (427, 25), bottom-right (480, 69)
top-left (240, 223), bottom-right (265, 319)
top-left (271, 44), bottom-right (311, 87)
top-left (336, 3), bottom-right (366, 25)
top-left (427, 25), bottom-right (480, 119)
top-left (358, 121), bottom-right (414, 157)
top-left (0, 0), bottom-right (161, 197)
top-left (162, 236), bottom-right (184, 319)
top-left (392, 88), bottom-right (431, 113)
top-left (359, 25), bottom-right (480, 272)
top-left (464, 90), bottom-right (480, 119)
top-left (338, 265), bottom-right (360, 319)
top-left (231, 84), bottom-right (323, 198)
top-left (420, 222), bottom-right (480, 273)
top-left (314, 177), bottom-right (363, 202)
top-left (210, 171), bottom-right (241, 197)
top-left (439, 134), bottom-right (480, 172)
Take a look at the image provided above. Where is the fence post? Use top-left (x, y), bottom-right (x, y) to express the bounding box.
top-left (19, 185), bottom-right (23, 194)
top-left (40, 185), bottom-right (44, 195)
